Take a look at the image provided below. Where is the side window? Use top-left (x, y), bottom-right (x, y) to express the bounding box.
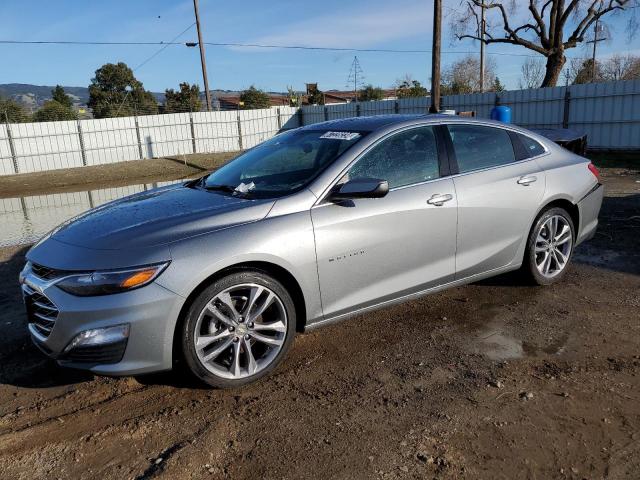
top-left (346, 127), bottom-right (440, 189)
top-left (448, 125), bottom-right (516, 173)
top-left (517, 133), bottom-right (546, 157)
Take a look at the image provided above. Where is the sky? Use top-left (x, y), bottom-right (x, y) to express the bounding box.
top-left (1, 0), bottom-right (639, 93)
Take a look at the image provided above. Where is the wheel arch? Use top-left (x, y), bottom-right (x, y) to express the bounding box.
top-left (534, 197), bottom-right (580, 235)
top-left (171, 260), bottom-right (308, 366)
top-left (516, 196), bottom-right (580, 270)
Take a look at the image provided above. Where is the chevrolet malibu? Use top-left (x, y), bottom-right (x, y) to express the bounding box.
top-left (19, 115), bottom-right (603, 388)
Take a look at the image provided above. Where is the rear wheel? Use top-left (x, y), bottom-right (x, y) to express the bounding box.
top-left (181, 271), bottom-right (296, 388)
top-left (523, 207), bottom-right (575, 286)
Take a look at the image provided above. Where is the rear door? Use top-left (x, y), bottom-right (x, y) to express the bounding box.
top-left (311, 125), bottom-right (458, 319)
top-left (445, 124), bottom-right (546, 279)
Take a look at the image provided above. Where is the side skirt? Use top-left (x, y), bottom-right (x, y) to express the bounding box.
top-left (304, 263), bottom-right (521, 332)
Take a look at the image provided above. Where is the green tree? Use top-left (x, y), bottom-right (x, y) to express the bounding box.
top-left (88, 62), bottom-right (158, 118)
top-left (164, 82), bottom-right (202, 113)
top-left (286, 86), bottom-right (302, 107)
top-left (0, 97), bottom-right (30, 123)
top-left (33, 100), bottom-right (78, 122)
top-left (492, 77), bottom-right (505, 93)
top-left (239, 86), bottom-right (271, 109)
top-left (359, 84), bottom-right (385, 101)
top-left (51, 85), bottom-right (73, 109)
top-left (395, 77), bottom-right (428, 98)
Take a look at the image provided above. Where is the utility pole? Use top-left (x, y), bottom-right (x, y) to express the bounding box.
top-left (587, 0), bottom-right (606, 83)
top-left (479, 0), bottom-right (486, 93)
top-left (429, 0), bottom-right (442, 113)
top-left (193, 0), bottom-right (212, 111)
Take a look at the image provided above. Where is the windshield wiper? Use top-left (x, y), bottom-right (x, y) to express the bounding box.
top-left (204, 184), bottom-right (236, 193)
top-left (184, 174), bottom-right (210, 189)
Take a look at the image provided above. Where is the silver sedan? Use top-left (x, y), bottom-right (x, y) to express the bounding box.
top-left (19, 115), bottom-right (603, 387)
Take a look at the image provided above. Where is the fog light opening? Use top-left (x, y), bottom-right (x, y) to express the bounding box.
top-left (63, 324), bottom-right (130, 353)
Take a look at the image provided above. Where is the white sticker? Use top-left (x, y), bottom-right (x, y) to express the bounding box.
top-left (319, 131), bottom-right (361, 141)
top-left (234, 181), bottom-right (255, 193)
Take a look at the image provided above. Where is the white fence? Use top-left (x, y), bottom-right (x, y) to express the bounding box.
top-left (1, 79), bottom-right (638, 176)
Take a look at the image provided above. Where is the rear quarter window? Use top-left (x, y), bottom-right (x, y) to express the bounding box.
top-left (517, 134), bottom-right (546, 157)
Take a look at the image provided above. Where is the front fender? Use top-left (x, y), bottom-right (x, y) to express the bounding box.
top-left (157, 212), bottom-right (322, 324)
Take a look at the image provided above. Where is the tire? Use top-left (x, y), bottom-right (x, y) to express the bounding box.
top-left (522, 207), bottom-right (575, 286)
top-left (181, 270), bottom-right (296, 388)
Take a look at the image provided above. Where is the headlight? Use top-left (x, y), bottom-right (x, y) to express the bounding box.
top-left (56, 262), bottom-right (169, 296)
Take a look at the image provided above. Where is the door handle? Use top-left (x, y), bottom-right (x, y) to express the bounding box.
top-left (427, 193), bottom-right (453, 206)
top-left (517, 175), bottom-right (537, 186)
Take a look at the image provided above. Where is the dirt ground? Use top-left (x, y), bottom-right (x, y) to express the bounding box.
top-left (0, 168), bottom-right (638, 480)
top-left (0, 152), bottom-right (238, 199)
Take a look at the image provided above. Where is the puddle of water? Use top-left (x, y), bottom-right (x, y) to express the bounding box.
top-left (0, 180), bottom-right (182, 247)
top-left (476, 328), bottom-right (524, 361)
top-left (472, 322), bottom-right (568, 361)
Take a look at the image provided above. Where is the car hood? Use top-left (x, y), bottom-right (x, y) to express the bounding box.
top-left (48, 184), bottom-right (275, 250)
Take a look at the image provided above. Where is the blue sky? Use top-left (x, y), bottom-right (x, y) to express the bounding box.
top-left (1, 0), bottom-right (638, 93)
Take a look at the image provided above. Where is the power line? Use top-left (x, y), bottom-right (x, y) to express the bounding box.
top-left (3, 38), bottom-right (638, 60)
top-left (115, 23), bottom-right (195, 116)
top-left (133, 23), bottom-right (195, 71)
top-left (0, 38), bottom-right (568, 58)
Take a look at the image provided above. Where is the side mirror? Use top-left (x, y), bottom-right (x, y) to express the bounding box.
top-left (330, 178), bottom-right (389, 200)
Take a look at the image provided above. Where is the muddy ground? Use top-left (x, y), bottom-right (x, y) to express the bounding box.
top-left (0, 152), bottom-right (238, 199)
top-left (0, 168), bottom-right (638, 479)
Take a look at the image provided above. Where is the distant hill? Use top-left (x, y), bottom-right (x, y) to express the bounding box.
top-left (0, 83), bottom-right (168, 109)
top-left (0, 83), bottom-right (91, 109)
top-left (0, 83), bottom-right (285, 112)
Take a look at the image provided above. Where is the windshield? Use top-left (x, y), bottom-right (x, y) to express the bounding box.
top-left (201, 129), bottom-right (367, 198)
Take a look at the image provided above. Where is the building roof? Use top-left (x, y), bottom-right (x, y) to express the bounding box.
top-left (215, 94), bottom-right (289, 110)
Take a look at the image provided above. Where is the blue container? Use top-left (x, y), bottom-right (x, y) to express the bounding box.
top-left (490, 105), bottom-right (512, 123)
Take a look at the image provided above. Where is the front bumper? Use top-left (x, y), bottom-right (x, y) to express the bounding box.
top-left (576, 183), bottom-right (604, 245)
top-left (20, 267), bottom-right (186, 376)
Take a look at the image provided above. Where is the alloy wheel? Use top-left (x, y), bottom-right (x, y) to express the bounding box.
top-left (534, 214), bottom-right (573, 279)
top-left (193, 283), bottom-right (287, 379)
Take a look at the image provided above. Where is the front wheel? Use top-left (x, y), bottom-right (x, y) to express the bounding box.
top-left (181, 271), bottom-right (296, 388)
top-left (523, 207), bottom-right (575, 286)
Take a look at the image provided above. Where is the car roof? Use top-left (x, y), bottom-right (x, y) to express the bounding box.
top-left (298, 113), bottom-right (517, 133)
top-left (298, 114), bottom-right (431, 132)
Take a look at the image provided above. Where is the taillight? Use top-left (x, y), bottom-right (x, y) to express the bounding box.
top-left (588, 162), bottom-right (600, 182)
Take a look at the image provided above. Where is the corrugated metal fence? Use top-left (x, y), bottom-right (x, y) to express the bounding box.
top-left (1, 79), bottom-right (638, 176)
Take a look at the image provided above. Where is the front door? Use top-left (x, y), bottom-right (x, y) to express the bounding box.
top-left (311, 125), bottom-right (458, 319)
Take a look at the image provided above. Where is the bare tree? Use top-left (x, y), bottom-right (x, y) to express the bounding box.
top-left (564, 53), bottom-right (640, 83)
top-left (567, 57), bottom-right (603, 83)
top-left (451, 1), bottom-right (639, 87)
top-left (600, 53), bottom-right (640, 79)
top-left (519, 57), bottom-right (546, 88)
top-left (442, 55), bottom-right (498, 94)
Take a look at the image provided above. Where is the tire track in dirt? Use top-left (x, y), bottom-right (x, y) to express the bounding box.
top-left (0, 382), bottom-right (152, 435)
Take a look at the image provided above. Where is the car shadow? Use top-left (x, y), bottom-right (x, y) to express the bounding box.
top-left (571, 193), bottom-right (640, 276)
top-left (133, 367), bottom-right (210, 390)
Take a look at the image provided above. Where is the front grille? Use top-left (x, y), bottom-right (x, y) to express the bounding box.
top-left (31, 263), bottom-right (66, 280)
top-left (23, 284), bottom-right (59, 338)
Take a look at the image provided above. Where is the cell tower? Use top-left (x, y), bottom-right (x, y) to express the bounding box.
top-left (346, 56), bottom-right (365, 103)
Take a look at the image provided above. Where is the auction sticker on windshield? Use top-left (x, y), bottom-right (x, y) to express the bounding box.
top-left (319, 131), bottom-right (361, 141)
